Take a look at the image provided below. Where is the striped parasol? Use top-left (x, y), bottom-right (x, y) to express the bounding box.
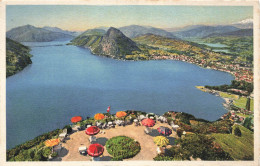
top-left (44, 138), bottom-right (60, 147)
top-left (141, 118), bottom-right (155, 127)
top-left (85, 126), bottom-right (100, 136)
top-left (157, 126), bottom-right (172, 136)
top-left (153, 136), bottom-right (169, 147)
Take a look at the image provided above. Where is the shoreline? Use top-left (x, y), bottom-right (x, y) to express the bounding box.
top-left (196, 86), bottom-right (253, 122)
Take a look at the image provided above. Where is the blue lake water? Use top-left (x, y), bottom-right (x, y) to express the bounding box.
top-left (6, 40), bottom-right (234, 149)
top-left (198, 42), bottom-right (230, 53)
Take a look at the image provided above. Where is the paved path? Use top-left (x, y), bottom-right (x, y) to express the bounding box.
top-left (61, 122), bottom-right (177, 161)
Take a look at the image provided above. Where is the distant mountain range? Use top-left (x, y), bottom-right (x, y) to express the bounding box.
top-left (205, 29), bottom-right (253, 38)
top-left (118, 25), bottom-right (178, 39)
top-left (7, 18), bottom-right (253, 43)
top-left (231, 18), bottom-right (253, 29)
top-left (42, 26), bottom-right (81, 37)
top-left (6, 25), bottom-right (74, 42)
top-left (165, 19), bottom-right (253, 39)
top-left (70, 27), bottom-right (140, 59)
top-left (172, 25), bottom-right (241, 39)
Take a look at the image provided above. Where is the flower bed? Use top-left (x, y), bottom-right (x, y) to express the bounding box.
top-left (105, 136), bottom-right (141, 160)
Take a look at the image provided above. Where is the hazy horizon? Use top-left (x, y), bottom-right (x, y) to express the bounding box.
top-left (7, 5), bottom-right (253, 31)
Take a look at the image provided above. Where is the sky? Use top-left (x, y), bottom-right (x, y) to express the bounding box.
top-left (6, 5), bottom-right (253, 31)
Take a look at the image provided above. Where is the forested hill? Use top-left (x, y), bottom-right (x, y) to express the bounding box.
top-left (70, 27), bottom-right (140, 59)
top-left (6, 38), bottom-right (32, 77)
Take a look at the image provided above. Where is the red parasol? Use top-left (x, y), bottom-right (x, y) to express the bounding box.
top-left (141, 118), bottom-right (155, 127)
top-left (87, 143), bottom-right (104, 157)
top-left (85, 126), bottom-right (100, 136)
top-left (157, 126), bottom-right (172, 136)
top-left (71, 116), bottom-right (82, 123)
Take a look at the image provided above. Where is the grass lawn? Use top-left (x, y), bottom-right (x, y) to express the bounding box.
top-left (233, 97), bottom-right (254, 111)
top-left (211, 124), bottom-right (253, 160)
top-left (218, 91), bottom-right (254, 111)
top-left (219, 92), bottom-right (239, 99)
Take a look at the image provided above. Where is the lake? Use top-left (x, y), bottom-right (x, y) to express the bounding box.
top-left (198, 42), bottom-right (230, 53)
top-left (6, 40), bottom-right (234, 149)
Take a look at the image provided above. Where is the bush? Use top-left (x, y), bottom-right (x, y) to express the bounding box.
top-left (63, 125), bottom-right (72, 133)
top-left (106, 136), bottom-right (141, 160)
top-left (42, 147), bottom-right (52, 158)
top-left (51, 152), bottom-right (58, 157)
top-left (180, 134), bottom-right (233, 160)
top-left (234, 127), bottom-right (242, 137)
top-left (176, 129), bottom-right (183, 138)
top-left (7, 128), bottom-right (62, 161)
top-left (153, 154), bottom-right (175, 161)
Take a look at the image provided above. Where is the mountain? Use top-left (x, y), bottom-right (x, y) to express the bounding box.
top-left (205, 29), bottom-right (253, 38)
top-left (231, 18), bottom-right (253, 29)
top-left (173, 25), bottom-right (240, 39)
top-left (119, 25), bottom-right (178, 39)
top-left (94, 26), bottom-right (110, 31)
top-left (7, 25), bottom-right (73, 42)
top-left (164, 25), bottom-right (205, 33)
top-left (70, 27), bottom-right (140, 59)
top-left (42, 26), bottom-right (81, 36)
top-left (6, 38), bottom-right (32, 77)
top-left (79, 28), bottom-right (106, 36)
top-left (69, 29), bottom-right (106, 49)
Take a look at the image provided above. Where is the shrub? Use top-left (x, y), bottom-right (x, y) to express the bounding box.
top-left (42, 147), bottom-right (52, 158)
top-left (180, 134), bottom-right (233, 160)
top-left (63, 125), bottom-right (72, 134)
top-left (153, 154), bottom-right (174, 161)
top-left (234, 127), bottom-right (242, 137)
top-left (176, 129), bottom-right (183, 138)
top-left (106, 136), bottom-right (141, 160)
top-left (7, 128), bottom-right (62, 161)
top-left (51, 152), bottom-right (58, 157)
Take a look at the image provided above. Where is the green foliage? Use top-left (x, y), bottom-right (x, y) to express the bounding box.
top-left (6, 38), bottom-right (32, 77)
top-left (175, 112), bottom-right (195, 125)
top-left (42, 147), bottom-right (52, 158)
top-left (212, 124), bottom-right (253, 160)
top-left (51, 152), bottom-right (58, 157)
top-left (205, 80), bottom-right (253, 96)
top-left (106, 136), bottom-right (141, 160)
top-left (246, 98), bottom-right (251, 110)
top-left (7, 128), bottom-right (62, 161)
top-left (176, 129), bottom-right (183, 138)
top-left (202, 36), bottom-right (253, 64)
top-left (63, 125), bottom-right (72, 133)
top-left (153, 154), bottom-right (175, 161)
top-left (243, 117), bottom-right (253, 130)
top-left (234, 127), bottom-right (242, 137)
top-left (180, 134), bottom-right (233, 160)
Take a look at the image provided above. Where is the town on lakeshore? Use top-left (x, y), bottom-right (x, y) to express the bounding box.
top-left (5, 5), bottom-right (256, 163)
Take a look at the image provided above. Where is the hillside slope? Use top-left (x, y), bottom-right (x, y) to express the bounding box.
top-left (7, 25), bottom-right (73, 42)
top-left (70, 27), bottom-right (140, 59)
top-left (6, 38), bottom-right (32, 77)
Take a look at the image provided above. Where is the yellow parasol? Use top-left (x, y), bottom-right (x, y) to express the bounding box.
top-left (153, 136), bottom-right (169, 147)
top-left (44, 138), bottom-right (60, 147)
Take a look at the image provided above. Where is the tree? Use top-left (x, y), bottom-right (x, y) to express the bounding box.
top-left (234, 127), bottom-right (242, 137)
top-left (180, 134), bottom-right (233, 160)
top-left (246, 97), bottom-right (250, 110)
